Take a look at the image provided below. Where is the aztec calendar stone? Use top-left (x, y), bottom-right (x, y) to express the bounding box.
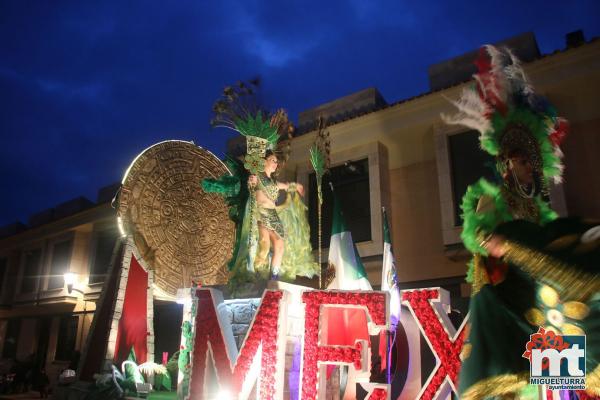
top-left (117, 140), bottom-right (234, 296)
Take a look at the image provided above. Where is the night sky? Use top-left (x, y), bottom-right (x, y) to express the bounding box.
top-left (1, 0), bottom-right (599, 227)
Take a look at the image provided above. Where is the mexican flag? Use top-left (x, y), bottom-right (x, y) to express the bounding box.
top-left (379, 208), bottom-right (401, 372)
top-left (326, 195), bottom-right (372, 290)
top-left (324, 193), bottom-right (371, 395)
top-left (381, 208), bottom-right (401, 328)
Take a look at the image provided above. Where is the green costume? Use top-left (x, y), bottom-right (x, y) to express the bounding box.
top-left (205, 81), bottom-right (319, 290)
top-left (226, 182), bottom-right (319, 286)
top-left (255, 173), bottom-right (285, 238)
top-left (444, 46), bottom-right (600, 398)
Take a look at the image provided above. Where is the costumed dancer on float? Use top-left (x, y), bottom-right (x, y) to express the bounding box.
top-left (443, 45), bottom-right (600, 399)
top-left (247, 149), bottom-right (305, 279)
top-left (203, 80), bottom-right (319, 288)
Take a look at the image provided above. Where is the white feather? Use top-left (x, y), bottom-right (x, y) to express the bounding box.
top-left (441, 90), bottom-right (491, 134)
top-left (484, 45), bottom-right (509, 105)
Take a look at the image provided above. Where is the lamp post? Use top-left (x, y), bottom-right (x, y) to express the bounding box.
top-left (63, 272), bottom-right (77, 294)
top-left (63, 272), bottom-right (89, 358)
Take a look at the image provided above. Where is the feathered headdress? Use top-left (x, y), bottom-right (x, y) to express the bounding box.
top-left (442, 45), bottom-right (569, 186)
top-left (211, 79), bottom-right (293, 174)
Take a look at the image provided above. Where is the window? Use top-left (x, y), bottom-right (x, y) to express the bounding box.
top-left (89, 229), bottom-right (119, 284)
top-left (447, 130), bottom-right (496, 226)
top-left (21, 249), bottom-right (41, 293)
top-left (0, 258), bottom-right (6, 295)
top-left (55, 315), bottom-right (78, 361)
top-left (435, 127), bottom-right (499, 246)
top-left (48, 240), bottom-right (73, 290)
top-left (2, 319), bottom-right (20, 358)
top-left (308, 158), bottom-right (371, 249)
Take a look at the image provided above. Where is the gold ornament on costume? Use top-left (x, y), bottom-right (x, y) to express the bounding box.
top-left (563, 301), bottom-right (590, 320)
top-left (539, 285), bottom-right (559, 308)
top-left (460, 344), bottom-right (472, 361)
top-left (501, 240), bottom-right (600, 302)
top-left (524, 308), bottom-right (545, 327)
top-left (501, 185), bottom-right (539, 222)
top-left (525, 283), bottom-right (590, 335)
top-left (118, 141), bottom-right (235, 296)
top-left (561, 323), bottom-right (585, 336)
top-left (499, 123), bottom-right (543, 179)
top-left (461, 372), bottom-right (530, 400)
top-left (244, 153), bottom-right (265, 174)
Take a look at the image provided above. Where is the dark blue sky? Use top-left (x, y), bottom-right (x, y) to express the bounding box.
top-left (1, 0), bottom-right (599, 227)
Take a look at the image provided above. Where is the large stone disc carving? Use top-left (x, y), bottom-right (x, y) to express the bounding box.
top-left (117, 140), bottom-right (234, 296)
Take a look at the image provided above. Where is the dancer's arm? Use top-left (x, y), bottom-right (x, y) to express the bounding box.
top-left (277, 181), bottom-right (304, 196)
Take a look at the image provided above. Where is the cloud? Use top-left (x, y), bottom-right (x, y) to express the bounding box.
top-left (1, 0), bottom-right (600, 225)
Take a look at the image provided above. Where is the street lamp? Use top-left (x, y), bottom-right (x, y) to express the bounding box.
top-left (63, 272), bottom-right (83, 294)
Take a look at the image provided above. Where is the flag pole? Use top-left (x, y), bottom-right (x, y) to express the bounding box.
top-left (383, 206), bottom-right (392, 385)
top-left (309, 117), bottom-right (330, 289)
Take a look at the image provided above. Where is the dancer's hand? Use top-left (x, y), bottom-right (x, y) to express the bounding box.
top-left (296, 183), bottom-right (304, 197)
top-left (248, 175), bottom-right (258, 188)
top-left (482, 234), bottom-right (507, 258)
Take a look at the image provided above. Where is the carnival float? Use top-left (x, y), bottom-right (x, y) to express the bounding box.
top-left (71, 48), bottom-right (599, 400)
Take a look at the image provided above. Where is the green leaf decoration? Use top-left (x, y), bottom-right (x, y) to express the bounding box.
top-left (309, 144), bottom-right (326, 179)
top-left (124, 348), bottom-right (144, 385)
top-left (234, 112), bottom-right (279, 144)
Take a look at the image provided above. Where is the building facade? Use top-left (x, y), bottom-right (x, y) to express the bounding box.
top-left (0, 187), bottom-right (120, 384)
top-left (0, 32), bottom-right (598, 388)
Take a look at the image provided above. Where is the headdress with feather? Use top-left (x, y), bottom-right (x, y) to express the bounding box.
top-left (211, 79), bottom-right (293, 174)
top-left (442, 45), bottom-right (569, 187)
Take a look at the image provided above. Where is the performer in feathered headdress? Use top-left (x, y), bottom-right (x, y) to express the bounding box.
top-left (443, 46), bottom-right (600, 399)
top-left (204, 80), bottom-right (319, 289)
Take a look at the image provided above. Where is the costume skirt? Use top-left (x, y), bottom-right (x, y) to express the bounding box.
top-left (257, 206), bottom-right (285, 238)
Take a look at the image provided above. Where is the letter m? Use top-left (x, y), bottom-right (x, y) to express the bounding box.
top-left (531, 349), bottom-right (564, 376)
top-left (186, 288), bottom-right (286, 400)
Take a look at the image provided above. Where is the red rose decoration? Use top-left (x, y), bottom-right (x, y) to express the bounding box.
top-left (402, 288), bottom-right (466, 399)
top-left (300, 290), bottom-right (387, 400)
top-left (188, 289), bottom-right (283, 400)
top-left (368, 388), bottom-right (388, 400)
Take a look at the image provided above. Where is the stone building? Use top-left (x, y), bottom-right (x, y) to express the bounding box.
top-left (0, 185), bottom-right (120, 384)
top-left (0, 31), bottom-right (598, 388)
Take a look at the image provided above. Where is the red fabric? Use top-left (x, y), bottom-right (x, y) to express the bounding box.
top-left (485, 257), bottom-right (509, 285)
top-left (301, 291), bottom-right (387, 400)
top-left (323, 307), bottom-right (370, 379)
top-left (378, 330), bottom-right (387, 372)
top-left (114, 255), bottom-right (148, 364)
top-left (324, 307), bottom-right (369, 346)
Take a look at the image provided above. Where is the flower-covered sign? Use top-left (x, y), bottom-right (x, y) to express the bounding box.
top-left (359, 383), bottom-right (391, 400)
top-left (181, 286), bottom-right (467, 399)
top-left (300, 290), bottom-right (389, 400)
top-left (186, 289), bottom-right (286, 400)
top-left (402, 288), bottom-right (467, 400)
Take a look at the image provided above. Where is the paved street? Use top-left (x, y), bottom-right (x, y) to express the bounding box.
top-left (0, 392), bottom-right (44, 400)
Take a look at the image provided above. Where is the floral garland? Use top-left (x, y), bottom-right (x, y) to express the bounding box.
top-left (301, 291), bottom-right (387, 400)
top-left (402, 289), bottom-right (466, 400)
top-left (187, 289), bottom-right (283, 400)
